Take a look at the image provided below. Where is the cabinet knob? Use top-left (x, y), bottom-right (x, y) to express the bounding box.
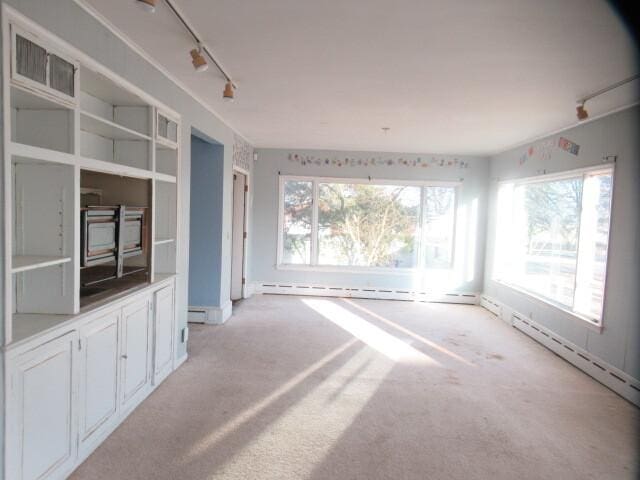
top-left (121, 354), bottom-right (128, 359)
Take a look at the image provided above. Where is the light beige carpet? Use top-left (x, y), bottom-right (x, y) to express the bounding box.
top-left (70, 295), bottom-right (639, 480)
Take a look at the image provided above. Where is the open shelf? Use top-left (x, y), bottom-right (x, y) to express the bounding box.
top-left (154, 238), bottom-right (175, 246)
top-left (10, 85), bottom-right (74, 154)
top-left (11, 84), bottom-right (70, 110)
top-left (156, 137), bottom-right (178, 151)
top-left (80, 111), bottom-right (152, 141)
top-left (80, 66), bottom-right (147, 107)
top-left (12, 255), bottom-right (71, 273)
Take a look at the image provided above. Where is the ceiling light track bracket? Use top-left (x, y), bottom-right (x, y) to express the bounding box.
top-left (161, 0), bottom-right (237, 89)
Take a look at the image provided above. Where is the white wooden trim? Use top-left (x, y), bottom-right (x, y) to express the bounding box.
top-left (279, 173), bottom-right (462, 188)
top-left (3, 3), bottom-right (14, 344)
top-left (479, 294), bottom-right (640, 406)
top-left (232, 166), bottom-right (251, 298)
top-left (11, 255), bottom-right (71, 273)
top-left (497, 163), bottom-right (614, 185)
top-left (188, 302), bottom-right (233, 325)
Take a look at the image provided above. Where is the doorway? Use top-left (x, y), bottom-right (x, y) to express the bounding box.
top-left (231, 170), bottom-right (248, 301)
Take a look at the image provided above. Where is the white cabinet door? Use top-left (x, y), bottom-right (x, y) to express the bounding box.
top-left (6, 332), bottom-right (77, 480)
top-left (153, 284), bottom-right (175, 384)
top-left (78, 310), bottom-right (120, 455)
top-left (120, 296), bottom-right (152, 410)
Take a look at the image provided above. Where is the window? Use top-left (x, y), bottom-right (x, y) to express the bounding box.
top-left (281, 180), bottom-right (313, 264)
top-left (494, 167), bottom-right (613, 324)
top-left (278, 176), bottom-right (458, 271)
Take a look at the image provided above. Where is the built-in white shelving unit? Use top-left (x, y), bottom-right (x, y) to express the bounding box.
top-left (3, 10), bottom-right (183, 480)
top-left (3, 15), bottom-right (180, 346)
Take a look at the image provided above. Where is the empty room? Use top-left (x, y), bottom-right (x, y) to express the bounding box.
top-left (0, 1), bottom-right (638, 479)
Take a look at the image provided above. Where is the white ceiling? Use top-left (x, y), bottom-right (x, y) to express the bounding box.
top-left (84, 0), bottom-right (638, 155)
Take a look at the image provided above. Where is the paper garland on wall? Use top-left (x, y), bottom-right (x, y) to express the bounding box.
top-left (558, 137), bottom-right (580, 156)
top-left (287, 153), bottom-right (471, 169)
top-left (518, 137), bottom-right (578, 166)
top-left (233, 134), bottom-right (253, 171)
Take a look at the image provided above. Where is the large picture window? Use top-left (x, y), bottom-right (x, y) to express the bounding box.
top-left (279, 176), bottom-right (458, 271)
top-left (493, 166), bottom-right (613, 324)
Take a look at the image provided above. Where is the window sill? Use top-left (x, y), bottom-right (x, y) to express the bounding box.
top-left (492, 280), bottom-right (603, 334)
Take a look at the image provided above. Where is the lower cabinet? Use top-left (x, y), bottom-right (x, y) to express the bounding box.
top-left (77, 310), bottom-right (120, 456)
top-left (153, 284), bottom-right (175, 384)
top-left (5, 332), bottom-right (78, 480)
top-left (5, 280), bottom-right (177, 480)
top-left (120, 297), bottom-right (153, 410)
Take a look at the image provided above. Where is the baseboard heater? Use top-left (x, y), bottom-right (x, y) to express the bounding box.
top-left (254, 282), bottom-right (479, 305)
top-left (479, 295), bottom-right (640, 406)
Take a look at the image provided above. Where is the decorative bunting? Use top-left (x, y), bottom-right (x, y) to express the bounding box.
top-left (558, 137), bottom-right (580, 156)
top-left (287, 153), bottom-right (470, 169)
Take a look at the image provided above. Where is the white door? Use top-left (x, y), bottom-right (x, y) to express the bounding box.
top-left (153, 284), bottom-right (175, 384)
top-left (121, 297), bottom-right (152, 410)
top-left (78, 310), bottom-right (120, 454)
top-left (231, 171), bottom-right (246, 300)
top-left (6, 332), bottom-right (77, 480)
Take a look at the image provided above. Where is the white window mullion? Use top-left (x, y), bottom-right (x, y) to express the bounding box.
top-left (418, 186), bottom-right (427, 268)
top-left (310, 180), bottom-right (319, 265)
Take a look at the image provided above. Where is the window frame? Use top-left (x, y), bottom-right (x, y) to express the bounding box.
top-left (277, 175), bottom-right (460, 274)
top-left (493, 164), bottom-right (615, 328)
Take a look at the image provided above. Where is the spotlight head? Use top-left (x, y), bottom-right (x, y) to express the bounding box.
top-left (576, 103), bottom-right (588, 121)
top-left (223, 81), bottom-right (235, 102)
top-left (190, 48), bottom-right (209, 72)
top-left (136, 0), bottom-right (156, 13)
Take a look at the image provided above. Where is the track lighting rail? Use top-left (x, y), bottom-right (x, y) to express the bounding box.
top-left (162, 0), bottom-right (237, 89)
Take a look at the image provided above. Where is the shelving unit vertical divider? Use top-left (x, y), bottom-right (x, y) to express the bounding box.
top-left (72, 74), bottom-right (82, 314)
top-left (150, 107), bottom-right (157, 283)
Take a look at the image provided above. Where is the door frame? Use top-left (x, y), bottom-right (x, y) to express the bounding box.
top-left (232, 166), bottom-right (250, 299)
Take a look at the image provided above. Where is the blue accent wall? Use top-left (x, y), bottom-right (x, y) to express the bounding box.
top-left (189, 135), bottom-right (224, 307)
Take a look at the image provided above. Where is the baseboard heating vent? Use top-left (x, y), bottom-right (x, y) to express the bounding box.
top-left (253, 282), bottom-right (479, 305)
top-left (480, 295), bottom-right (501, 316)
top-left (511, 312), bottom-right (640, 407)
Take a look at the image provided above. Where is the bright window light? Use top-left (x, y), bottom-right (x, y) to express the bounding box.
top-left (493, 167), bottom-right (613, 325)
top-left (278, 176), bottom-right (458, 271)
top-left (302, 298), bottom-right (438, 364)
top-left (317, 183), bottom-right (421, 267)
top-left (281, 180), bottom-right (313, 264)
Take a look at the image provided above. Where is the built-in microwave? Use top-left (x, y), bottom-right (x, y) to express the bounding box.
top-left (81, 205), bottom-right (147, 285)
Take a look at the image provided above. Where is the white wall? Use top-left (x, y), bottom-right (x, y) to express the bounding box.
top-left (250, 148), bottom-right (489, 293)
top-left (484, 106), bottom-right (640, 379)
top-left (1, 0), bottom-right (247, 359)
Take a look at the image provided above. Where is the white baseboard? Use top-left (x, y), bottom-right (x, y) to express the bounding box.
top-left (252, 281), bottom-right (479, 305)
top-left (188, 302), bottom-right (233, 325)
top-left (480, 294), bottom-right (640, 406)
top-left (243, 281), bottom-right (256, 298)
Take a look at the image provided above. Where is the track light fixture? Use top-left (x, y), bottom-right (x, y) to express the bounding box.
top-left (576, 102), bottom-right (588, 121)
top-left (576, 73), bottom-right (639, 121)
top-left (150, 0), bottom-right (238, 101)
top-left (223, 81), bottom-right (235, 102)
top-left (136, 0), bottom-right (156, 13)
top-left (190, 46), bottom-right (209, 72)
